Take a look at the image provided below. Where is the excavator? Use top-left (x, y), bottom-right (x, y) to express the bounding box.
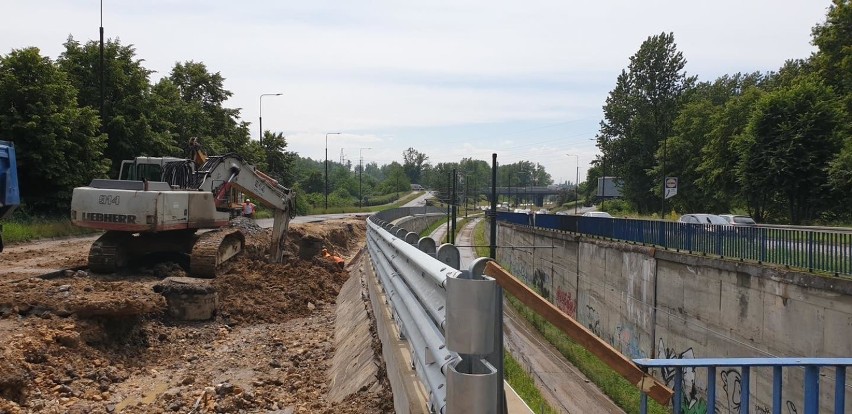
top-left (70, 153), bottom-right (295, 277)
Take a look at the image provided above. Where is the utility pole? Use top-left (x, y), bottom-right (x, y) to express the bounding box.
top-left (451, 169), bottom-right (457, 244)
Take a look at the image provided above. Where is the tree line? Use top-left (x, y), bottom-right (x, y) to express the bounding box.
top-left (586, 1), bottom-right (851, 224)
top-left (0, 34), bottom-right (559, 216)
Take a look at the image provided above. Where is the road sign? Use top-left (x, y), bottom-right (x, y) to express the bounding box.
top-left (665, 177), bottom-right (678, 199)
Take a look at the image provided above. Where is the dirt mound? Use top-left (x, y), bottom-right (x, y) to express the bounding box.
top-left (0, 217), bottom-right (390, 413)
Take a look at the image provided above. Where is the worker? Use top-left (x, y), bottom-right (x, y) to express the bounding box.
top-left (322, 248), bottom-right (345, 269)
top-left (243, 199), bottom-right (256, 218)
top-left (188, 137), bottom-right (207, 167)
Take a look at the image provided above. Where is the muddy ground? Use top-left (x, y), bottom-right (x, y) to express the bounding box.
top-left (0, 217), bottom-right (392, 413)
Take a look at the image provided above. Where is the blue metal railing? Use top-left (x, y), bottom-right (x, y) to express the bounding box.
top-left (497, 212), bottom-right (852, 277)
top-left (634, 358), bottom-right (852, 414)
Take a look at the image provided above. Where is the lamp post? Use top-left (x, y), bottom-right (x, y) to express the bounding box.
top-left (259, 93), bottom-right (282, 145)
top-left (358, 147), bottom-right (372, 209)
top-left (566, 154), bottom-right (579, 214)
top-left (325, 132), bottom-right (341, 210)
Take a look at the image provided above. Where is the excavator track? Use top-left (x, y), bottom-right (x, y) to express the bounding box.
top-left (190, 228), bottom-right (245, 278)
top-left (88, 231), bottom-right (130, 274)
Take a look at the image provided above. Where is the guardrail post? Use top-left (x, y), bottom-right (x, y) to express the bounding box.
top-left (437, 243), bottom-right (460, 269)
top-left (405, 231), bottom-right (419, 246)
top-left (445, 257), bottom-right (503, 414)
top-left (418, 237), bottom-right (437, 257)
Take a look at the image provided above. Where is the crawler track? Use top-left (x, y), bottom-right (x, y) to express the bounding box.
top-left (190, 228), bottom-right (245, 277)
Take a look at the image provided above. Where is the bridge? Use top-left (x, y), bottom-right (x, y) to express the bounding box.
top-left (361, 207), bottom-right (852, 413)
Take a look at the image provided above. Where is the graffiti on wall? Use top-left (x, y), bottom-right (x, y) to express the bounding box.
top-left (614, 324), bottom-right (646, 359)
top-left (720, 369), bottom-right (799, 414)
top-left (532, 268), bottom-right (551, 300)
top-left (555, 287), bottom-right (577, 318)
top-left (584, 305), bottom-right (602, 337)
top-left (657, 338), bottom-right (707, 414)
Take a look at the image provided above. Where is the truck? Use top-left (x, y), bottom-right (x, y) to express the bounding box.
top-left (70, 153), bottom-right (295, 276)
top-left (0, 140), bottom-right (21, 253)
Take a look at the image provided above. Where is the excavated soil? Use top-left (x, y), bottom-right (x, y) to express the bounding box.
top-left (0, 217), bottom-right (392, 413)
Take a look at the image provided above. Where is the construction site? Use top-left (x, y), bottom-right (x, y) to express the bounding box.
top-left (0, 217), bottom-right (392, 413)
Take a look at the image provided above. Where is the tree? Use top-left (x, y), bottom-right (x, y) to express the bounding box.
top-left (811, 0), bottom-right (852, 112)
top-left (0, 47), bottom-right (109, 213)
top-left (597, 32), bottom-right (695, 213)
top-left (58, 37), bottom-right (173, 174)
top-left (735, 76), bottom-right (844, 223)
top-left (260, 131), bottom-right (296, 186)
top-left (167, 61), bottom-right (251, 157)
top-left (402, 147), bottom-right (429, 184)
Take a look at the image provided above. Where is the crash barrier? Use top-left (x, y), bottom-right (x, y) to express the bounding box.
top-left (634, 358), bottom-right (852, 414)
top-left (366, 212), bottom-right (503, 414)
top-left (497, 211), bottom-right (852, 277)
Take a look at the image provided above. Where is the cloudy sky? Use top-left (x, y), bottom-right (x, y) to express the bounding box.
top-left (1, 1), bottom-right (832, 184)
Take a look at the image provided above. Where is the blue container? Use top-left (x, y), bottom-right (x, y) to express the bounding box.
top-left (0, 140), bottom-right (20, 220)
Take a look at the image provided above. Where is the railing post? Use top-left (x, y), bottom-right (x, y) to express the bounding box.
top-left (741, 366), bottom-right (750, 414)
top-left (835, 365), bottom-right (846, 414)
top-left (707, 366), bottom-right (716, 414)
top-left (772, 366), bottom-right (782, 414)
top-left (804, 366), bottom-right (819, 414)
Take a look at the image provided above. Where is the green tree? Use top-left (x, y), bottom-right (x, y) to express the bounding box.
top-left (597, 32), bottom-right (695, 213)
top-left (259, 131), bottom-right (295, 185)
top-left (402, 147), bottom-right (429, 184)
top-left (811, 0), bottom-right (852, 112)
top-left (0, 47), bottom-right (109, 213)
top-left (735, 76), bottom-right (844, 223)
top-left (58, 37), bottom-right (173, 174)
top-left (167, 61), bottom-right (252, 158)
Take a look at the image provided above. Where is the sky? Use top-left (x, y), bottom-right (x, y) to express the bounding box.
top-left (0, 0), bottom-right (833, 185)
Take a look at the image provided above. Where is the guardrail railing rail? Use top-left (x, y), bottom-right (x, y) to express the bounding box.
top-left (367, 211), bottom-right (504, 414)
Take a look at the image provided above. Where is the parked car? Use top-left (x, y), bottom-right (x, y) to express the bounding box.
top-left (719, 214), bottom-right (757, 226)
top-left (678, 214), bottom-right (728, 225)
top-left (582, 211), bottom-right (613, 218)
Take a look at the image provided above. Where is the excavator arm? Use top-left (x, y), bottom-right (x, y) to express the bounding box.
top-left (196, 155), bottom-right (295, 263)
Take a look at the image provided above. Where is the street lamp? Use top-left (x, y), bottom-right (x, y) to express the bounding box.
top-left (566, 154), bottom-right (579, 214)
top-left (325, 132), bottom-right (341, 210)
top-left (358, 147), bottom-right (372, 208)
top-left (259, 93), bottom-right (282, 144)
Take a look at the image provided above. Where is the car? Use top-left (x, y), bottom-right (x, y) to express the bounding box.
top-left (678, 214), bottom-right (728, 225)
top-left (582, 211), bottom-right (613, 218)
top-left (719, 214), bottom-right (757, 226)
top-left (536, 209), bottom-right (548, 214)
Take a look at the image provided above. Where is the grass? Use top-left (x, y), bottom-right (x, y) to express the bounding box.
top-left (2, 218), bottom-right (100, 245)
top-left (420, 216), bottom-right (449, 238)
top-left (305, 191), bottom-right (422, 215)
top-left (506, 295), bottom-right (668, 414)
top-left (504, 351), bottom-right (558, 413)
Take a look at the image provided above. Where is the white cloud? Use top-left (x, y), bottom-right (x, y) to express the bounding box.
top-left (0, 0), bottom-right (832, 186)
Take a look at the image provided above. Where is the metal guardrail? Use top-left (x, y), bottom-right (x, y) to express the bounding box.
top-left (498, 212), bottom-right (852, 277)
top-left (634, 358), bottom-right (852, 414)
top-left (367, 212), bottom-right (504, 414)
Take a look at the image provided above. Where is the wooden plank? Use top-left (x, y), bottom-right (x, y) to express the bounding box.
top-left (484, 261), bottom-right (674, 405)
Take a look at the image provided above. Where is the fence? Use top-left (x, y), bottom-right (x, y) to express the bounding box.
top-left (497, 212), bottom-right (852, 277)
top-left (634, 358), bottom-right (852, 414)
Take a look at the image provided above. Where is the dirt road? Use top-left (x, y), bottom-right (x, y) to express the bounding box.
top-left (0, 218), bottom-right (392, 413)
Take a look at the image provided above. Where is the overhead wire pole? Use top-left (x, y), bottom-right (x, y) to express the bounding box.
top-left (567, 154), bottom-right (579, 214)
top-left (451, 168), bottom-right (457, 244)
top-left (324, 132), bottom-right (341, 210)
top-left (259, 93), bottom-right (282, 145)
top-left (358, 147), bottom-right (371, 209)
top-left (99, 0), bottom-right (104, 132)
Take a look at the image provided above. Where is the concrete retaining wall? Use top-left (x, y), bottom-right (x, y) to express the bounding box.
top-left (495, 222), bottom-right (852, 413)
